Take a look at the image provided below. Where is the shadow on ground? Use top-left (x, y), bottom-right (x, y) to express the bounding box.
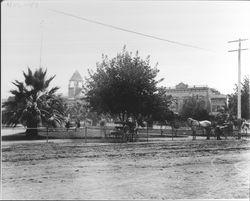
top-left (1, 133), bottom-right (57, 141)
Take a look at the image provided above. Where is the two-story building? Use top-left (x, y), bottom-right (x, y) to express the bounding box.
top-left (165, 82), bottom-right (227, 115)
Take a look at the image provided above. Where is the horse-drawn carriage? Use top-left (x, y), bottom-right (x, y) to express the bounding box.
top-left (187, 117), bottom-right (239, 140)
top-left (108, 121), bottom-right (138, 142)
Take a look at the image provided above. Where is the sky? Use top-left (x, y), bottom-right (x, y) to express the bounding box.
top-left (1, 0), bottom-right (250, 99)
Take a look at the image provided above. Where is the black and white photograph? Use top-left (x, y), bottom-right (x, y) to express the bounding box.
top-left (1, 0), bottom-right (250, 200)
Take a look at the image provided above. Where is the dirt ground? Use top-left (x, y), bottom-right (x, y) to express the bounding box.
top-left (1, 138), bottom-right (250, 200)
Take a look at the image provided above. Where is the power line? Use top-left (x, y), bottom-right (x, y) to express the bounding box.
top-left (48, 9), bottom-right (210, 51)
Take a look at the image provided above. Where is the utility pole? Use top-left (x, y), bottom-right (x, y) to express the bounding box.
top-left (39, 20), bottom-right (44, 68)
top-left (249, 74), bottom-right (250, 120)
top-left (228, 38), bottom-right (248, 138)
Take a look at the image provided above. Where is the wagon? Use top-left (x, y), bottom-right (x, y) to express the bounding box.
top-left (108, 121), bottom-right (138, 142)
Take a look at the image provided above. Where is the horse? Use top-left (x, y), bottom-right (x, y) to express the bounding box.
top-left (187, 118), bottom-right (212, 140)
top-left (241, 120), bottom-right (250, 135)
top-left (213, 124), bottom-right (230, 140)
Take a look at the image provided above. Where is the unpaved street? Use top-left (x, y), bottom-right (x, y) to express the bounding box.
top-left (2, 139), bottom-right (250, 200)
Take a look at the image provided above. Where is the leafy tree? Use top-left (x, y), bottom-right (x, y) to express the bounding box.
top-left (2, 68), bottom-right (65, 137)
top-left (64, 100), bottom-right (104, 126)
top-left (228, 76), bottom-right (249, 119)
top-left (84, 46), bottom-right (172, 123)
top-left (65, 100), bottom-right (88, 121)
top-left (151, 87), bottom-right (174, 124)
top-left (85, 111), bottom-right (100, 126)
top-left (180, 95), bottom-right (210, 121)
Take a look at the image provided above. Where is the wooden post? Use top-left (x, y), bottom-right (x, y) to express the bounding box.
top-left (192, 127), bottom-right (196, 140)
top-left (228, 38), bottom-right (248, 140)
top-left (147, 127), bottom-right (148, 142)
top-left (104, 126), bottom-right (106, 138)
top-left (85, 126), bottom-right (87, 143)
top-left (46, 127), bottom-right (49, 143)
top-left (225, 126), bottom-right (228, 140)
top-left (172, 128), bottom-right (173, 141)
top-left (237, 119), bottom-right (241, 140)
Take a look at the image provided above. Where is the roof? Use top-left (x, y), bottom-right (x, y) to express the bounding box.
top-left (210, 94), bottom-right (227, 99)
top-left (166, 82), bottom-right (209, 91)
top-left (69, 70), bottom-right (83, 81)
top-left (175, 82), bottom-right (188, 89)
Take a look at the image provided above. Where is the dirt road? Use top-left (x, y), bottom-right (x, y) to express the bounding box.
top-left (2, 139), bottom-right (250, 200)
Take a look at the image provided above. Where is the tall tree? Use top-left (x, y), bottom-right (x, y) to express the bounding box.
top-left (84, 46), bottom-right (172, 123)
top-left (180, 95), bottom-right (210, 121)
top-left (228, 76), bottom-right (249, 119)
top-left (66, 100), bottom-right (88, 121)
top-left (2, 68), bottom-right (65, 137)
top-left (150, 87), bottom-right (174, 124)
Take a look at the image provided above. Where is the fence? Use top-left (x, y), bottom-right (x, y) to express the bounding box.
top-left (2, 125), bottom-right (249, 143)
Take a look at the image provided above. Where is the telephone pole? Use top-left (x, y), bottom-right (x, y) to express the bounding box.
top-left (39, 20), bottom-right (44, 68)
top-left (228, 38), bottom-right (248, 138)
top-left (249, 74), bottom-right (250, 120)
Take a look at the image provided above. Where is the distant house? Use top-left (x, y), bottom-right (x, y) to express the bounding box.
top-left (165, 82), bottom-right (227, 115)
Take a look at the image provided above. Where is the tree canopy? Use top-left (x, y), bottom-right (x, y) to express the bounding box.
top-left (228, 76), bottom-right (249, 119)
top-left (2, 68), bottom-right (65, 136)
top-left (84, 47), bottom-right (172, 123)
top-left (65, 100), bottom-right (88, 121)
top-left (180, 95), bottom-right (210, 121)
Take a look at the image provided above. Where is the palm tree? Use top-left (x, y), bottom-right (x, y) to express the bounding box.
top-left (2, 68), bottom-right (65, 137)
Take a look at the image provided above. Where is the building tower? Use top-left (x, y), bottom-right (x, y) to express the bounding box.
top-left (68, 70), bottom-right (83, 99)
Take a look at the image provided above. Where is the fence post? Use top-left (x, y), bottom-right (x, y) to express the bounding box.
top-left (85, 126), bottom-right (87, 143)
top-left (104, 126), bottom-right (106, 138)
top-left (147, 127), bottom-right (148, 142)
top-left (46, 127), bottom-right (49, 143)
top-left (172, 128), bottom-right (173, 141)
top-left (225, 126), bottom-right (228, 140)
top-left (193, 128), bottom-right (196, 140)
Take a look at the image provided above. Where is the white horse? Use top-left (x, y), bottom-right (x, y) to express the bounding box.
top-left (241, 120), bottom-right (250, 135)
top-left (187, 118), bottom-right (212, 140)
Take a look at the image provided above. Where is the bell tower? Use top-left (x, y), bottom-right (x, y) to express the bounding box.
top-left (68, 70), bottom-right (83, 98)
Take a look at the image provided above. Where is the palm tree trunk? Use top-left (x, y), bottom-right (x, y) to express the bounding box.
top-left (26, 127), bottom-right (38, 137)
top-left (26, 119), bottom-right (38, 137)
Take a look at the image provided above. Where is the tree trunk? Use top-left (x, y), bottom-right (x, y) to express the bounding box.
top-left (26, 119), bottom-right (38, 137)
top-left (26, 127), bottom-right (38, 137)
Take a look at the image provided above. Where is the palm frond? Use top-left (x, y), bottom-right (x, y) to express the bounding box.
top-left (3, 67), bottom-right (63, 128)
top-left (44, 75), bottom-right (56, 89)
top-left (48, 87), bottom-right (59, 95)
top-left (23, 68), bottom-right (34, 86)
